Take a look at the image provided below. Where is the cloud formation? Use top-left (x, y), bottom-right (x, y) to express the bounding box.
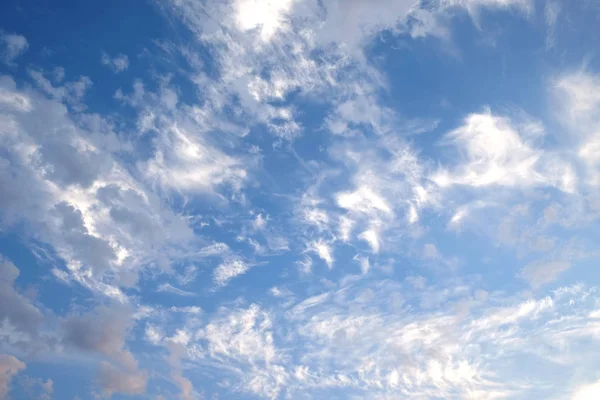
top-left (0, 258), bottom-right (43, 339)
top-left (101, 52), bottom-right (129, 73)
top-left (1, 1), bottom-right (600, 399)
top-left (62, 305), bottom-right (147, 396)
top-left (0, 32), bottom-right (28, 65)
top-left (0, 355), bottom-right (25, 399)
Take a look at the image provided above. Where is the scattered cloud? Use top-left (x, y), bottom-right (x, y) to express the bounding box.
top-left (545, 1), bottom-right (561, 49)
top-left (0, 32), bottom-right (28, 65)
top-left (232, 0), bottom-right (296, 42)
top-left (213, 259), bottom-right (252, 287)
top-left (150, 280), bottom-right (600, 399)
top-left (18, 376), bottom-right (53, 400)
top-left (100, 52), bottom-right (129, 73)
top-left (0, 75), bottom-right (201, 297)
top-left (0, 258), bottom-right (44, 349)
top-left (157, 283), bottom-right (197, 297)
top-left (519, 260), bottom-right (571, 289)
top-left (195, 304), bottom-right (286, 398)
top-left (140, 115), bottom-right (248, 194)
top-left (308, 240), bottom-right (334, 268)
top-left (432, 109), bottom-right (574, 192)
top-left (0, 0), bottom-right (599, 399)
top-left (0, 355), bottom-right (25, 399)
top-left (553, 70), bottom-right (600, 187)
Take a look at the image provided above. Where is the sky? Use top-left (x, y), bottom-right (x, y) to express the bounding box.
top-left (0, 0), bottom-right (600, 399)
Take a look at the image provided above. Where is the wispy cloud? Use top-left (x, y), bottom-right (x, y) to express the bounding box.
top-left (148, 279), bottom-right (600, 399)
top-left (519, 260), bottom-right (571, 289)
top-left (0, 32), bottom-right (28, 65)
top-left (554, 70), bottom-right (600, 187)
top-left (307, 240), bottom-right (334, 269)
top-left (213, 259), bottom-right (252, 287)
top-left (101, 51), bottom-right (130, 73)
top-left (432, 109), bottom-right (574, 192)
top-left (157, 283), bottom-right (196, 297)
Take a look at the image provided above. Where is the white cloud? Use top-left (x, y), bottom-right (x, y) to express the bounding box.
top-left (101, 52), bottom-right (130, 73)
top-left (233, 0), bottom-right (295, 42)
top-left (280, 281), bottom-right (600, 398)
top-left (453, 0), bottom-right (533, 30)
top-left (196, 304), bottom-right (287, 397)
top-left (354, 255), bottom-right (371, 274)
top-left (544, 1), bottom-right (561, 49)
top-left (145, 324), bottom-right (163, 345)
top-left (28, 69), bottom-right (93, 111)
top-left (253, 213), bottom-right (268, 230)
top-left (313, 0), bottom-right (420, 49)
top-left (308, 240), bottom-right (334, 268)
top-left (152, 0), bottom-right (550, 298)
top-left (0, 32), bottom-right (28, 65)
top-left (447, 201), bottom-right (492, 231)
top-left (138, 272), bottom-right (600, 399)
top-left (336, 186), bottom-right (393, 216)
top-left (458, 0), bottom-right (533, 11)
top-left (142, 121), bottom-right (248, 194)
top-left (290, 133), bottom-right (435, 273)
top-left (432, 109), bottom-right (575, 192)
top-left (573, 379), bottom-right (600, 400)
top-left (197, 242), bottom-right (230, 257)
top-left (157, 283), bottom-right (196, 297)
top-left (296, 256), bottom-right (313, 275)
top-left (0, 70), bottom-right (258, 299)
top-left (337, 216), bottom-right (354, 242)
top-left (19, 376), bottom-right (54, 400)
top-left (449, 207), bottom-right (469, 229)
top-left (358, 228), bottom-right (380, 253)
top-left (114, 77), bottom-right (255, 195)
top-left (0, 87), bottom-right (32, 112)
top-left (201, 304), bottom-right (278, 364)
top-left (160, 0), bottom-right (540, 152)
top-left (312, 135), bottom-right (434, 258)
top-left (554, 71), bottom-right (600, 129)
top-left (325, 95), bottom-right (396, 136)
top-left (213, 259), bottom-right (251, 287)
top-left (302, 208), bottom-right (330, 231)
top-left (270, 286), bottom-right (293, 298)
top-left (162, 0), bottom-right (527, 148)
top-left (554, 70), bottom-right (600, 187)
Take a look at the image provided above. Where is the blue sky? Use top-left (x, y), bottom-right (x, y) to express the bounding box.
top-left (1, 0), bottom-right (600, 399)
